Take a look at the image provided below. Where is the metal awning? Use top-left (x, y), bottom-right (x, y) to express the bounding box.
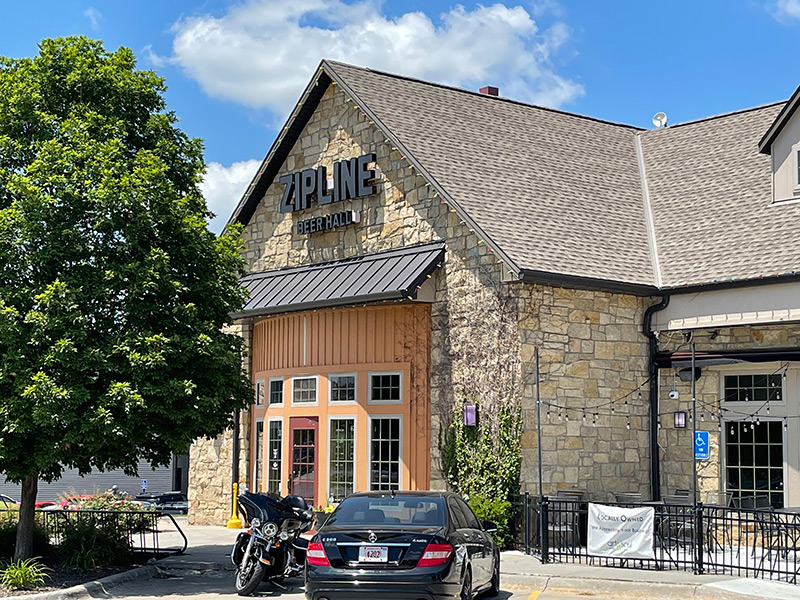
top-left (231, 241), bottom-right (445, 319)
top-left (656, 348), bottom-right (800, 368)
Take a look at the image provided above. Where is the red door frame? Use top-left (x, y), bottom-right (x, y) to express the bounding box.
top-left (289, 416), bottom-right (319, 507)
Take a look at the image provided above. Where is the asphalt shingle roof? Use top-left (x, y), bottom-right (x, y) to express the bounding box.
top-left (328, 61), bottom-right (656, 287)
top-left (233, 61), bottom-right (800, 293)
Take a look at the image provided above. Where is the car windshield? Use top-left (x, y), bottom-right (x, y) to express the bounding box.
top-left (325, 496), bottom-right (446, 527)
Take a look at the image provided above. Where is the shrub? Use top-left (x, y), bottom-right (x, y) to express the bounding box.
top-left (58, 520), bottom-right (131, 571)
top-left (467, 493), bottom-right (513, 549)
top-left (0, 558), bottom-right (51, 590)
top-left (0, 512), bottom-right (51, 559)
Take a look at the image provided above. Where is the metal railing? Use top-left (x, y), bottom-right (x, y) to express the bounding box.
top-left (3, 509), bottom-right (187, 556)
top-left (510, 493), bottom-right (800, 584)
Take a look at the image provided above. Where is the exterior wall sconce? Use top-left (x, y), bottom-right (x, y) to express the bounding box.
top-left (463, 404), bottom-right (477, 427)
top-left (674, 411), bottom-right (687, 428)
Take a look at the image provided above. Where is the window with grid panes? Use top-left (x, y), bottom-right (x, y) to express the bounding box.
top-left (725, 420), bottom-right (784, 508)
top-left (269, 379), bottom-right (283, 404)
top-left (370, 373), bottom-right (401, 403)
top-left (267, 421), bottom-right (283, 495)
top-left (329, 419), bottom-right (355, 501)
top-left (293, 377), bottom-right (317, 403)
top-left (329, 375), bottom-right (356, 403)
top-left (370, 417), bottom-right (400, 491)
top-left (723, 374), bottom-right (782, 403)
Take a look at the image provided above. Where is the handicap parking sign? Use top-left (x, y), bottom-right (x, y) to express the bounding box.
top-left (695, 431), bottom-right (710, 460)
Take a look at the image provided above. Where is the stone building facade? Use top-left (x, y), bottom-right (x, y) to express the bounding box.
top-left (189, 61), bottom-right (800, 522)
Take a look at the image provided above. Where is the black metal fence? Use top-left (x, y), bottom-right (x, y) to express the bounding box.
top-left (3, 509), bottom-right (187, 556)
top-left (510, 493), bottom-right (800, 584)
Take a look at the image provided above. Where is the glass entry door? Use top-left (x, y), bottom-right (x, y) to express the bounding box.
top-left (289, 416), bottom-right (318, 506)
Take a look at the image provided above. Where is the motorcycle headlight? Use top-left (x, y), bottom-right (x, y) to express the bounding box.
top-left (279, 530), bottom-right (289, 541)
top-left (250, 518), bottom-right (261, 529)
top-left (264, 521), bottom-right (279, 537)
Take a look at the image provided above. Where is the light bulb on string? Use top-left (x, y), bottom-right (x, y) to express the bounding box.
top-left (626, 418), bottom-right (631, 430)
top-left (730, 425), bottom-right (735, 436)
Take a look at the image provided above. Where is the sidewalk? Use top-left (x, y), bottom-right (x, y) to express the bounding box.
top-left (155, 521), bottom-right (800, 599)
top-left (499, 550), bottom-right (800, 600)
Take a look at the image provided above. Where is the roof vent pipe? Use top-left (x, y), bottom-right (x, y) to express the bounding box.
top-left (479, 86), bottom-right (499, 96)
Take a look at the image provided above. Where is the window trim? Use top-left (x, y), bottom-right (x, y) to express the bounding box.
top-left (291, 375), bottom-right (319, 406)
top-left (254, 378), bottom-right (266, 407)
top-left (719, 370), bottom-right (787, 409)
top-left (253, 418), bottom-right (264, 492)
top-left (794, 144), bottom-right (800, 194)
top-left (367, 414), bottom-right (403, 491)
top-left (327, 415), bottom-right (357, 503)
top-left (367, 371), bottom-right (404, 405)
top-left (268, 376), bottom-right (284, 406)
top-left (266, 416), bottom-right (285, 496)
top-left (328, 372), bottom-right (358, 405)
top-left (721, 417), bottom-right (787, 508)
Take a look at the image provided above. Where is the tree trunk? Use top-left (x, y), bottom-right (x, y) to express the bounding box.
top-left (14, 475), bottom-right (38, 560)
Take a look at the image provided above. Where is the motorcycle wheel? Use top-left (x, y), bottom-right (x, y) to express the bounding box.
top-left (235, 559), bottom-right (265, 596)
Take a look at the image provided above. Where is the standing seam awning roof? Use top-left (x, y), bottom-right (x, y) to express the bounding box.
top-left (231, 242), bottom-right (445, 319)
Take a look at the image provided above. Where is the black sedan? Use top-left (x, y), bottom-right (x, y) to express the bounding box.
top-left (305, 491), bottom-right (499, 600)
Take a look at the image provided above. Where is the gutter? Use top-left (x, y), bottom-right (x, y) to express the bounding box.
top-left (642, 295), bottom-right (669, 501)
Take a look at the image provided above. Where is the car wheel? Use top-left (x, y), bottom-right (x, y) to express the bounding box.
top-left (488, 557), bottom-right (500, 596)
top-left (460, 568), bottom-right (472, 600)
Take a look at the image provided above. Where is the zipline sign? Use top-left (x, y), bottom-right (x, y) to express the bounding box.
top-left (695, 431), bottom-right (710, 460)
top-left (587, 503), bottom-right (655, 559)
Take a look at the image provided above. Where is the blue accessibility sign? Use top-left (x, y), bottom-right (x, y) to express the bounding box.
top-left (695, 431), bottom-right (710, 460)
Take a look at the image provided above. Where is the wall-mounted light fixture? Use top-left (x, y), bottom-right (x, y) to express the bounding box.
top-left (674, 411), bottom-right (687, 429)
top-left (463, 404), bottom-right (477, 427)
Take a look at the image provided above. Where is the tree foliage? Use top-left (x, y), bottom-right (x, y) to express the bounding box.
top-left (0, 37), bottom-right (253, 557)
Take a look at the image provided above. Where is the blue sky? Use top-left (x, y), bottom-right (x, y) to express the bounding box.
top-left (2, 1), bottom-right (800, 231)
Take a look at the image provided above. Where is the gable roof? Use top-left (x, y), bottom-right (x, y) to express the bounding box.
top-left (230, 61), bottom-right (800, 294)
top-left (758, 83), bottom-right (800, 154)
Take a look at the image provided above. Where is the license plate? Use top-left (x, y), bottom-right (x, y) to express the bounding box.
top-left (358, 545), bottom-right (388, 562)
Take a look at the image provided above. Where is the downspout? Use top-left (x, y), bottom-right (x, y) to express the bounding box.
top-left (643, 295), bottom-right (669, 501)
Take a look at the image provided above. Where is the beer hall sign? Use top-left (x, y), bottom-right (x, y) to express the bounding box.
top-left (279, 153), bottom-right (377, 235)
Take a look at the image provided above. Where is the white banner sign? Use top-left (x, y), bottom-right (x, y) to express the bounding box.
top-left (587, 503), bottom-right (655, 559)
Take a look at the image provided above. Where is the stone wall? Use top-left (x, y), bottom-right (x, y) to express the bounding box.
top-left (188, 322), bottom-right (252, 525)
top-left (656, 324), bottom-right (800, 499)
top-left (514, 285), bottom-right (653, 499)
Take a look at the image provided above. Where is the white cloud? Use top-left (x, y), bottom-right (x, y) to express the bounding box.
top-left (167, 1), bottom-right (583, 117)
top-left (200, 159), bottom-right (261, 234)
top-left (775, 0), bottom-right (800, 19)
top-left (84, 7), bottom-right (102, 29)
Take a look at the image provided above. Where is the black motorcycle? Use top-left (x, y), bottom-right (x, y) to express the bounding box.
top-left (230, 488), bottom-right (314, 596)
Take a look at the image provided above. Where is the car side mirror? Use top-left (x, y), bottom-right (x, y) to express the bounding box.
top-left (482, 520), bottom-right (498, 533)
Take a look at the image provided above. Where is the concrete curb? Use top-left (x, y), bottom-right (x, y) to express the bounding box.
top-left (500, 571), bottom-right (785, 600)
top-left (4, 565), bottom-right (158, 600)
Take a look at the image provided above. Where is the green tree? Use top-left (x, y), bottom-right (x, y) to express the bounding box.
top-left (0, 37), bottom-right (253, 559)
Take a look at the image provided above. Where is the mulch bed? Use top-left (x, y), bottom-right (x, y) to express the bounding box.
top-left (0, 562), bottom-right (141, 596)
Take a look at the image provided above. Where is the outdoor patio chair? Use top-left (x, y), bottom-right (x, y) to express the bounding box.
top-left (662, 494), bottom-right (695, 549)
top-left (703, 492), bottom-right (733, 556)
top-left (614, 492), bottom-right (643, 504)
top-left (739, 495), bottom-right (790, 572)
top-left (704, 491), bottom-right (733, 507)
top-left (547, 490), bottom-right (584, 551)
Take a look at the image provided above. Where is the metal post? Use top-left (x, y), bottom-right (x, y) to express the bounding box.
top-left (540, 496), bottom-right (550, 564)
top-left (695, 502), bottom-right (704, 574)
top-left (523, 491), bottom-right (530, 554)
top-left (691, 340), bottom-right (699, 567)
top-left (535, 347), bottom-right (543, 497)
